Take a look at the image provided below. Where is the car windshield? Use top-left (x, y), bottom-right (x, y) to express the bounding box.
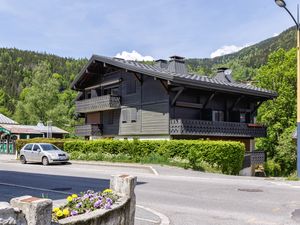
top-left (40, 144), bottom-right (60, 151)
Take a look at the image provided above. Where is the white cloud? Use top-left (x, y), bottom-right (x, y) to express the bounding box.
top-left (115, 50), bottom-right (154, 61)
top-left (273, 33), bottom-right (279, 37)
top-left (210, 44), bottom-right (249, 58)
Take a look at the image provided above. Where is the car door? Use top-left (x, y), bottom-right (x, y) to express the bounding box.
top-left (23, 144), bottom-right (33, 161)
top-left (32, 144), bottom-right (42, 162)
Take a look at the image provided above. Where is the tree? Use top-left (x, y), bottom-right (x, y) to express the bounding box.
top-left (255, 48), bottom-right (297, 174)
top-left (15, 62), bottom-right (61, 124)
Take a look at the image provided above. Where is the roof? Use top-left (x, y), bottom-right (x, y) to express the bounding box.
top-left (72, 55), bottom-right (278, 99)
top-left (0, 124), bottom-right (69, 134)
top-left (0, 114), bottom-right (18, 125)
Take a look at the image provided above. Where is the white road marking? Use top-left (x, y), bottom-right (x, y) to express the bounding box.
top-left (135, 217), bottom-right (160, 223)
top-left (0, 182), bottom-right (72, 195)
top-left (149, 166), bottom-right (159, 176)
top-left (137, 205), bottom-right (170, 225)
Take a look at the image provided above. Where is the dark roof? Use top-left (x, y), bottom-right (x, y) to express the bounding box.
top-left (72, 55), bottom-right (277, 99)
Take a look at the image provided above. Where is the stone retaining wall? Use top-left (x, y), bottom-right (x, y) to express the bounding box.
top-left (0, 174), bottom-right (136, 225)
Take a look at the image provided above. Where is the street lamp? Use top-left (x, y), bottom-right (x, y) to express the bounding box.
top-left (275, 0), bottom-right (300, 177)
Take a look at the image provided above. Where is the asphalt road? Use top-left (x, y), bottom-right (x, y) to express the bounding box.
top-left (0, 159), bottom-right (300, 225)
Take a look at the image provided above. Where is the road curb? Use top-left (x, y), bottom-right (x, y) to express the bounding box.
top-left (70, 160), bottom-right (159, 175)
top-left (137, 205), bottom-right (170, 225)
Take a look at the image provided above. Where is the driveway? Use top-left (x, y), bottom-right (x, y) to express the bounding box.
top-left (0, 157), bottom-right (299, 225)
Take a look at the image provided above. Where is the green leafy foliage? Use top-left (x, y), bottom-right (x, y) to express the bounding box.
top-left (0, 48), bottom-right (87, 133)
top-left (254, 48), bottom-right (297, 176)
top-left (16, 138), bottom-right (67, 151)
top-left (64, 140), bottom-right (245, 175)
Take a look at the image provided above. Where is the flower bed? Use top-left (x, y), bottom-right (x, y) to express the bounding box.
top-left (52, 189), bottom-right (119, 222)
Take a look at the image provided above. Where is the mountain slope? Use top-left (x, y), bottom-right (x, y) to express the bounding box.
top-left (186, 26), bottom-right (297, 80)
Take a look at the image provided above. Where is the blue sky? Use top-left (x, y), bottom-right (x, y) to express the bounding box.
top-left (0, 0), bottom-right (299, 60)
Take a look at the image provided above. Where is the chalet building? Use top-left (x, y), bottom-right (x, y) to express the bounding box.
top-left (72, 55), bottom-right (277, 152)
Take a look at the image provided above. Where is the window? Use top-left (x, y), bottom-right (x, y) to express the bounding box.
top-left (240, 112), bottom-right (246, 123)
top-left (111, 87), bottom-right (119, 96)
top-left (104, 86), bottom-right (119, 96)
top-left (212, 110), bottom-right (224, 122)
top-left (32, 144), bottom-right (40, 151)
top-left (130, 108), bottom-right (137, 122)
top-left (40, 144), bottom-right (59, 151)
top-left (24, 144), bottom-right (33, 151)
top-left (86, 91), bottom-right (91, 99)
top-left (121, 108), bottom-right (137, 123)
top-left (126, 79), bottom-right (136, 94)
top-left (108, 111), bottom-right (114, 124)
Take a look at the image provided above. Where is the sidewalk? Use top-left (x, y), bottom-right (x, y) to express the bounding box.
top-left (0, 154), bottom-right (17, 162)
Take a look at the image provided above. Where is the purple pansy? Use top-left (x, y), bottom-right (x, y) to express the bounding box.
top-left (94, 200), bottom-right (102, 208)
top-left (71, 210), bottom-right (78, 216)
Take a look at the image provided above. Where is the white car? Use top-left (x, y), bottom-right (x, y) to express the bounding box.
top-left (20, 143), bottom-right (69, 166)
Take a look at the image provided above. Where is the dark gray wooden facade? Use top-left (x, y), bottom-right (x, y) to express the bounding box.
top-left (72, 55), bottom-right (276, 143)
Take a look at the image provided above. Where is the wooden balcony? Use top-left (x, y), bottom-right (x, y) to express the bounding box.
top-left (75, 124), bottom-right (102, 137)
top-left (170, 119), bottom-right (267, 138)
top-left (75, 95), bottom-right (121, 113)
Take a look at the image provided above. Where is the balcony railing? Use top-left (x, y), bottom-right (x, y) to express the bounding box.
top-left (75, 95), bottom-right (121, 113)
top-left (170, 119), bottom-right (267, 138)
top-left (75, 124), bottom-right (102, 137)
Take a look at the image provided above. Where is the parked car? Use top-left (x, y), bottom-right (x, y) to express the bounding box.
top-left (19, 143), bottom-right (69, 166)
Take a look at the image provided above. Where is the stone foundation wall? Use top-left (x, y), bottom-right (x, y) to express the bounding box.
top-left (0, 175), bottom-right (136, 225)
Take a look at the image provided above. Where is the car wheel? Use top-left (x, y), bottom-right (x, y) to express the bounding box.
top-left (42, 157), bottom-right (49, 166)
top-left (20, 155), bottom-right (27, 164)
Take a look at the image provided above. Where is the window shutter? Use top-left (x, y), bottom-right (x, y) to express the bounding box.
top-left (122, 110), bottom-right (128, 123)
top-left (131, 108), bottom-right (137, 122)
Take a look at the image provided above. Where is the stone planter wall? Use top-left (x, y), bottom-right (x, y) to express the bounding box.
top-left (0, 174), bottom-right (137, 225)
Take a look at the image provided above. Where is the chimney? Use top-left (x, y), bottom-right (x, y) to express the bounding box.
top-left (214, 67), bottom-right (234, 83)
top-left (154, 59), bottom-right (168, 69)
top-left (167, 55), bottom-right (188, 74)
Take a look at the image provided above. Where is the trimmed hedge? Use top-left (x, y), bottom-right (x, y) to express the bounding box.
top-left (16, 138), bottom-right (67, 151)
top-left (64, 140), bottom-right (245, 175)
top-left (16, 138), bottom-right (245, 175)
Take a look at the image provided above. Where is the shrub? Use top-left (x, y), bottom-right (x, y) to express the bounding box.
top-left (64, 140), bottom-right (245, 175)
top-left (16, 138), bottom-right (68, 151)
top-left (264, 159), bottom-right (281, 177)
top-left (274, 126), bottom-right (296, 176)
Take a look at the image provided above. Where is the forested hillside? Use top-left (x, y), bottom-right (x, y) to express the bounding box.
top-left (186, 26), bottom-right (296, 81)
top-left (0, 48), bottom-right (87, 132)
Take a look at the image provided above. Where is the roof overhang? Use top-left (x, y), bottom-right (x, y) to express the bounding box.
top-left (71, 55), bottom-right (278, 100)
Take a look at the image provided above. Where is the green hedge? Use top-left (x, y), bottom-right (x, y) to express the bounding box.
top-left (16, 138), bottom-right (245, 175)
top-left (64, 140), bottom-right (245, 175)
top-left (16, 138), bottom-right (67, 151)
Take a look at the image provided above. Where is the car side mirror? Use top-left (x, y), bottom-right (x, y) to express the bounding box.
top-left (37, 149), bottom-right (41, 152)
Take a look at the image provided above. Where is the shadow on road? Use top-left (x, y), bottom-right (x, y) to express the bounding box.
top-left (0, 170), bottom-right (145, 202)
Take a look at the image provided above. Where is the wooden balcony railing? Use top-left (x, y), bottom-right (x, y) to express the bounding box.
top-left (75, 124), bottom-right (102, 137)
top-left (170, 119), bottom-right (267, 138)
top-left (75, 95), bottom-right (121, 113)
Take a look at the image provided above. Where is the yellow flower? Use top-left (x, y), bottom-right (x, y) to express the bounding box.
top-left (63, 208), bottom-right (70, 217)
top-left (103, 189), bottom-right (113, 193)
top-left (56, 210), bottom-right (63, 218)
top-left (71, 194), bottom-right (78, 199)
top-left (67, 196), bottom-right (73, 202)
top-left (53, 207), bottom-right (60, 213)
